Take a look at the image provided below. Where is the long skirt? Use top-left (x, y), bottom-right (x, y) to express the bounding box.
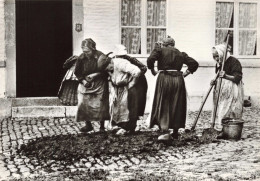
top-left (110, 75), bottom-right (147, 131)
top-left (213, 79), bottom-right (244, 131)
top-left (75, 77), bottom-right (109, 122)
top-left (149, 71), bottom-right (187, 131)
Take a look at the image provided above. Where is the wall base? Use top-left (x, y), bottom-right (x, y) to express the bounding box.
top-left (0, 96), bottom-right (258, 118)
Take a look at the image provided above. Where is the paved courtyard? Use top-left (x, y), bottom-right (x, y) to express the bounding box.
top-left (0, 107), bottom-right (260, 180)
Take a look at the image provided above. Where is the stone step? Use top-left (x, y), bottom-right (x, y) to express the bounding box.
top-left (11, 95), bottom-right (213, 118)
top-left (12, 97), bottom-right (63, 107)
top-left (12, 106), bottom-right (77, 118)
top-left (2, 94), bottom-right (257, 118)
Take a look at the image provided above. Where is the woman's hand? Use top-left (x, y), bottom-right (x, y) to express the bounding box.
top-left (183, 69), bottom-right (191, 78)
top-left (85, 76), bottom-right (93, 82)
top-left (82, 80), bottom-right (90, 88)
top-left (85, 73), bottom-right (102, 82)
top-left (106, 52), bottom-right (113, 57)
top-left (219, 71), bottom-right (226, 78)
top-left (128, 78), bottom-right (137, 89)
top-left (210, 79), bottom-right (216, 86)
top-left (219, 71), bottom-right (237, 83)
top-left (151, 69), bottom-right (158, 76)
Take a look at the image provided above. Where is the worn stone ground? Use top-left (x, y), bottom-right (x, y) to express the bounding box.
top-left (0, 107), bottom-right (260, 181)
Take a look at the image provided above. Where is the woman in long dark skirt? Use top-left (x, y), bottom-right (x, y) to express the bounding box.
top-left (147, 36), bottom-right (199, 140)
top-left (74, 38), bottom-right (110, 132)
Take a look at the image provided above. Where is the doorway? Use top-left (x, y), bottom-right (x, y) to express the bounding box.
top-left (16, 0), bottom-right (72, 97)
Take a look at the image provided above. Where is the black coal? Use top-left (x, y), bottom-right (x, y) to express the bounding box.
top-left (17, 130), bottom-right (219, 167)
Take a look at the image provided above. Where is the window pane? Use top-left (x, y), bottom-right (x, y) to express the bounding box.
top-left (239, 30), bottom-right (257, 55)
top-left (216, 2), bottom-right (234, 28)
top-left (239, 3), bottom-right (257, 28)
top-left (121, 28), bottom-right (141, 54)
top-left (121, 0), bottom-right (141, 26)
top-left (147, 0), bottom-right (166, 26)
top-left (215, 30), bottom-right (234, 54)
top-left (147, 28), bottom-right (166, 54)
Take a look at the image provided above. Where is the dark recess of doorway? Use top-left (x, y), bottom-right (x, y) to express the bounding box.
top-left (16, 0), bottom-right (72, 97)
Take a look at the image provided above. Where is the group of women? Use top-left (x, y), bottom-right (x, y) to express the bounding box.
top-left (59, 36), bottom-right (244, 140)
top-left (73, 39), bottom-right (148, 135)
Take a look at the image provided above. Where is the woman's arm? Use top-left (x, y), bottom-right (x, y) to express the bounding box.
top-left (182, 52), bottom-right (199, 77)
top-left (121, 61), bottom-right (141, 78)
top-left (147, 48), bottom-right (161, 76)
top-left (119, 55), bottom-right (147, 74)
top-left (74, 54), bottom-right (97, 87)
top-left (85, 72), bottom-right (102, 82)
top-left (63, 55), bottom-right (78, 69)
top-left (220, 58), bottom-right (242, 84)
top-left (117, 60), bottom-right (141, 88)
top-left (74, 58), bottom-right (85, 83)
top-left (219, 71), bottom-right (242, 84)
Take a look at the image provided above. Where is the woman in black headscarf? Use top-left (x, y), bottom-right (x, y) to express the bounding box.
top-left (74, 38), bottom-right (110, 132)
top-left (147, 36), bottom-right (199, 140)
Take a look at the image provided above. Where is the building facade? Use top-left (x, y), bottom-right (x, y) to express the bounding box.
top-left (0, 0), bottom-right (260, 117)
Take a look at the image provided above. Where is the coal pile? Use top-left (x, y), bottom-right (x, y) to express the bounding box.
top-left (9, 170), bottom-right (109, 181)
top-left (17, 130), bottom-right (219, 167)
top-left (18, 131), bottom-right (163, 163)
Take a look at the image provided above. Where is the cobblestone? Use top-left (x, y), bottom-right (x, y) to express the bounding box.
top-left (0, 108), bottom-right (259, 180)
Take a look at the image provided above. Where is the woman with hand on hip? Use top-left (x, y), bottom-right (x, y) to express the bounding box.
top-left (147, 36), bottom-right (199, 140)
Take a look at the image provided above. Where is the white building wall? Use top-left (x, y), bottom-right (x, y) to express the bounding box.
top-left (0, 69), bottom-right (5, 98)
top-left (167, 0), bottom-right (260, 105)
top-left (82, 0), bottom-right (260, 109)
top-left (0, 0), bottom-right (6, 98)
top-left (83, 0), bottom-right (120, 54)
top-left (168, 0), bottom-right (215, 64)
top-left (73, 0), bottom-right (84, 55)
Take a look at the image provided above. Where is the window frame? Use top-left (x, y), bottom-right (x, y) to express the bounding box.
top-left (215, 0), bottom-right (260, 58)
top-left (119, 0), bottom-right (168, 57)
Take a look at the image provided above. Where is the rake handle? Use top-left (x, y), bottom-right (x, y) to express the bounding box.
top-left (191, 72), bottom-right (219, 131)
top-left (211, 33), bottom-right (231, 128)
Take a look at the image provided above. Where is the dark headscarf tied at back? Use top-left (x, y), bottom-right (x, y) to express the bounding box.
top-left (97, 54), bottom-right (111, 71)
top-left (162, 36), bottom-right (175, 47)
top-left (81, 38), bottom-right (96, 50)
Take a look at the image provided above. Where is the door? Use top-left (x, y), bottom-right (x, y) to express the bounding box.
top-left (16, 0), bottom-right (72, 97)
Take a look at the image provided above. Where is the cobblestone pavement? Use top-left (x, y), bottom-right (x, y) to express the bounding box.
top-left (0, 107), bottom-right (260, 180)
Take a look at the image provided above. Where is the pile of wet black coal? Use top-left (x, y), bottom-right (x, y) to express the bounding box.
top-left (18, 131), bottom-right (164, 163)
top-left (17, 130), bottom-right (218, 166)
top-left (9, 169), bottom-right (109, 181)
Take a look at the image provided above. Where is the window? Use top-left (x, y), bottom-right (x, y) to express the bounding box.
top-left (215, 1), bottom-right (258, 56)
top-left (121, 0), bottom-right (167, 55)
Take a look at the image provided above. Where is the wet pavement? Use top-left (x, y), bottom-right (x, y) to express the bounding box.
top-left (0, 107), bottom-right (260, 180)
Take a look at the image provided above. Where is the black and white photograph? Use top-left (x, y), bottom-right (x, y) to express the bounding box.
top-left (0, 0), bottom-right (259, 180)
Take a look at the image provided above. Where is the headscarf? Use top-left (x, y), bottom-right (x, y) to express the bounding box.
top-left (81, 38), bottom-right (96, 50)
top-left (155, 41), bottom-right (163, 48)
top-left (112, 44), bottom-right (127, 57)
top-left (97, 54), bottom-right (111, 71)
top-left (212, 44), bottom-right (231, 62)
top-left (162, 36), bottom-right (175, 47)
